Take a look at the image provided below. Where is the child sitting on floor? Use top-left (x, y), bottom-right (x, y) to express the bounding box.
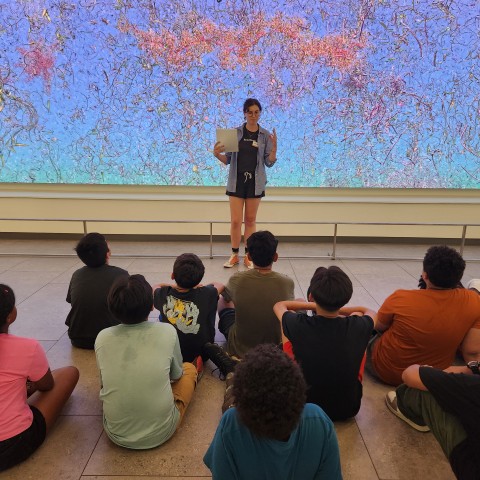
top-left (204, 344), bottom-right (342, 479)
top-left (274, 266), bottom-right (377, 421)
top-left (95, 274), bottom-right (200, 449)
top-left (66, 232), bottom-right (128, 349)
top-left (0, 284), bottom-right (79, 471)
top-left (153, 253), bottom-right (237, 378)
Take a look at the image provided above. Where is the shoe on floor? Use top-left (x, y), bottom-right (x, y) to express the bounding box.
top-left (192, 356), bottom-right (204, 383)
top-left (203, 343), bottom-right (239, 379)
top-left (385, 391), bottom-right (430, 432)
top-left (223, 253), bottom-right (239, 268)
top-left (243, 256), bottom-right (254, 269)
top-left (222, 373), bottom-right (236, 413)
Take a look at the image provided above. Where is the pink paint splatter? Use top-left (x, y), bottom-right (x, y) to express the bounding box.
top-left (18, 41), bottom-right (56, 91)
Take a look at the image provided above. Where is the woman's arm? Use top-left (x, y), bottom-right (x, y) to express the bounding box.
top-left (264, 129), bottom-right (277, 166)
top-left (213, 142), bottom-right (228, 165)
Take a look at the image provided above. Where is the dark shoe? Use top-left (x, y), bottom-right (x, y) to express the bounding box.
top-left (192, 356), bottom-right (204, 383)
top-left (203, 342), bottom-right (239, 379)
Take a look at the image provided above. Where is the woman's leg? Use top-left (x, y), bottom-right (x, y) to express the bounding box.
top-left (229, 196), bottom-right (245, 248)
top-left (28, 366), bottom-right (79, 434)
top-left (244, 198), bottom-right (261, 244)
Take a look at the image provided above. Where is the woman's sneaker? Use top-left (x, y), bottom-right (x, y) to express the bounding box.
top-left (223, 253), bottom-right (239, 268)
top-left (243, 256), bottom-right (254, 269)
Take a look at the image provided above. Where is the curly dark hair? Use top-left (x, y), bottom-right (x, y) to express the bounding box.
top-left (308, 266), bottom-right (353, 311)
top-left (0, 284), bottom-right (15, 328)
top-left (173, 253), bottom-right (205, 289)
top-left (108, 274), bottom-right (153, 324)
top-left (423, 245), bottom-right (465, 288)
top-left (232, 344), bottom-right (306, 441)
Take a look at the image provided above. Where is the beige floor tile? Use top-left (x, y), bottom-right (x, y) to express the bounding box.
top-left (49, 261), bottom-right (84, 284)
top-left (0, 270), bottom-right (64, 303)
top-left (335, 419), bottom-right (378, 480)
top-left (38, 340), bottom-right (58, 353)
top-left (11, 284), bottom-right (70, 340)
top-left (348, 286), bottom-right (380, 309)
top-left (9, 256), bottom-right (79, 272)
top-left (81, 477), bottom-right (211, 479)
top-left (125, 257), bottom-right (174, 274)
top-left (354, 274), bottom-right (417, 306)
top-left (341, 259), bottom-right (412, 277)
top-left (356, 374), bottom-right (455, 480)
top-left (0, 256), bottom-right (25, 271)
top-left (4, 415), bottom-right (103, 480)
top-left (84, 371), bottom-right (224, 476)
top-left (396, 260), bottom-right (424, 279)
top-left (46, 334), bottom-right (103, 415)
top-left (290, 258), bottom-right (362, 287)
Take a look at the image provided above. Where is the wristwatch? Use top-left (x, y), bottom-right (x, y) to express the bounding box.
top-left (467, 360), bottom-right (480, 375)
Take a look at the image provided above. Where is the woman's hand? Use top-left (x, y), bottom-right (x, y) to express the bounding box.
top-left (269, 128), bottom-right (277, 163)
top-left (270, 128), bottom-right (277, 151)
top-left (213, 141), bottom-right (225, 157)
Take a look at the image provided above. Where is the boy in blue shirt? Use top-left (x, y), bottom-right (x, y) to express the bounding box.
top-left (204, 344), bottom-right (342, 480)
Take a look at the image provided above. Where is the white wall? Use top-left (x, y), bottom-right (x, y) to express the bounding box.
top-left (1, 184), bottom-right (479, 240)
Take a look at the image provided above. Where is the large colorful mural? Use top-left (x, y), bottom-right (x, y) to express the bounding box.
top-left (1, 0), bottom-right (479, 187)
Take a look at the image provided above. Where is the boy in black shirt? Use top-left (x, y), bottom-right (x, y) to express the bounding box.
top-left (386, 363), bottom-right (480, 480)
top-left (66, 232), bottom-right (128, 349)
top-left (274, 266), bottom-right (377, 420)
top-left (153, 253), bottom-right (237, 377)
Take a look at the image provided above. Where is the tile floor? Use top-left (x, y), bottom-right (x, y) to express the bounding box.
top-left (2, 237), bottom-right (480, 480)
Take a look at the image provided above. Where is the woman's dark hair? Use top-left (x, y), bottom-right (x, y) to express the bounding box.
top-left (108, 274), bottom-right (153, 324)
top-left (232, 344), bottom-right (306, 441)
top-left (423, 245), bottom-right (465, 288)
top-left (309, 266), bottom-right (353, 311)
top-left (243, 98), bottom-right (262, 113)
top-left (0, 284), bottom-right (15, 327)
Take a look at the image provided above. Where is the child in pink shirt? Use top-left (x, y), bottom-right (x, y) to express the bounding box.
top-left (0, 284), bottom-right (79, 472)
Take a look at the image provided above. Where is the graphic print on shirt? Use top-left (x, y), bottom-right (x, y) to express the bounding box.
top-left (163, 295), bottom-right (200, 334)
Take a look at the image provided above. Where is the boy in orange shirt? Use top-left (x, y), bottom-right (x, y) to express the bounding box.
top-left (371, 246), bottom-right (480, 385)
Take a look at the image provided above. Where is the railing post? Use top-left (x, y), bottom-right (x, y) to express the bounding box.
top-left (83, 220), bottom-right (87, 234)
top-left (210, 222), bottom-right (213, 259)
top-left (460, 225), bottom-right (467, 256)
top-left (332, 224), bottom-right (338, 260)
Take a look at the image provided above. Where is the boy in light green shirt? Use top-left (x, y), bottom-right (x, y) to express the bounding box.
top-left (95, 274), bottom-right (199, 449)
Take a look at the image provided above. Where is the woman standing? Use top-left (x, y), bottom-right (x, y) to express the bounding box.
top-left (214, 98), bottom-right (277, 269)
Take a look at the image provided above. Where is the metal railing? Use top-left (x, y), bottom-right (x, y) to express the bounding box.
top-left (0, 217), bottom-right (479, 261)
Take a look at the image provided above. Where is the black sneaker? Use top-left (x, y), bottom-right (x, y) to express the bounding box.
top-left (203, 343), bottom-right (239, 379)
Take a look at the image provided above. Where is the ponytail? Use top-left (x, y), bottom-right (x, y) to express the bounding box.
top-left (0, 284), bottom-right (15, 327)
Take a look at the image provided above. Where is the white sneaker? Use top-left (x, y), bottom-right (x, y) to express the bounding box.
top-left (385, 391), bottom-right (430, 432)
top-left (244, 256), bottom-right (254, 269)
top-left (223, 253), bottom-right (239, 268)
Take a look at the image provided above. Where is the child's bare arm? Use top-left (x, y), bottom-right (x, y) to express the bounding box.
top-left (208, 282), bottom-right (225, 295)
top-left (30, 369), bottom-right (54, 392)
top-left (273, 300), bottom-right (315, 320)
top-left (339, 306), bottom-right (377, 323)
